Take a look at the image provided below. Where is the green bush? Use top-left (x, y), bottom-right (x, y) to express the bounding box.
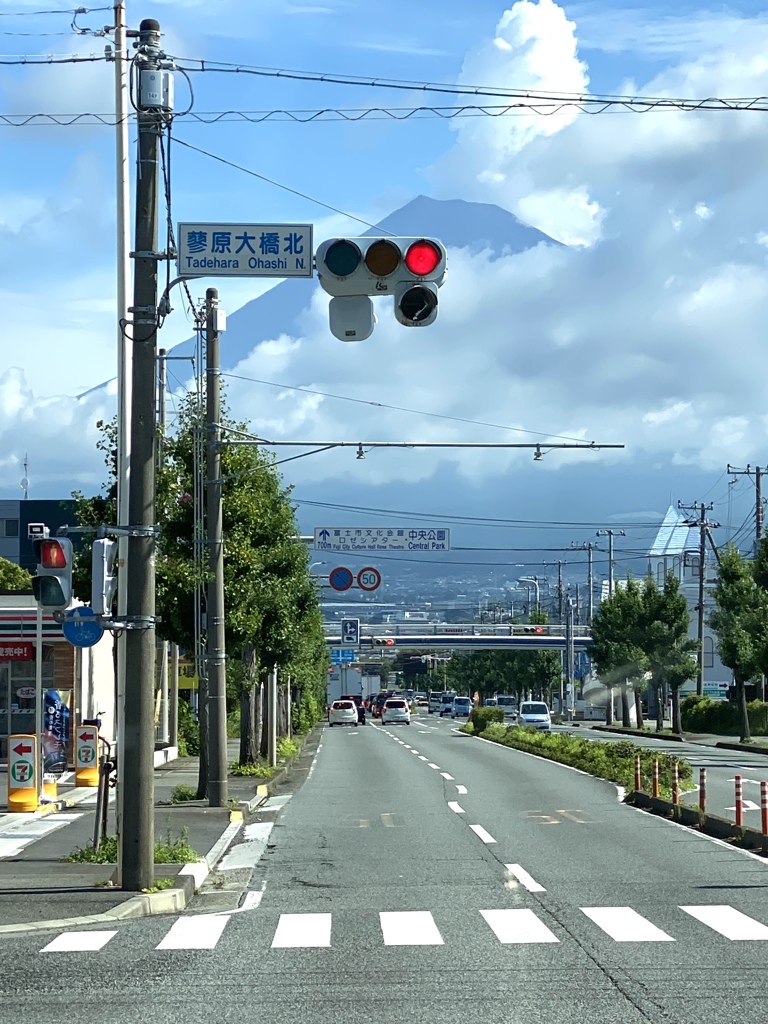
top-left (292, 691), bottom-right (322, 734)
top-left (471, 725), bottom-right (693, 800)
top-left (177, 697), bottom-right (200, 757)
top-left (470, 706), bottom-right (504, 735)
top-left (66, 825), bottom-right (199, 865)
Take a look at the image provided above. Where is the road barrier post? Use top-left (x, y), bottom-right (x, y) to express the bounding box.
top-left (735, 774), bottom-right (743, 826)
top-left (672, 762), bottom-right (679, 805)
top-left (761, 780), bottom-right (768, 841)
top-left (652, 758), bottom-right (659, 798)
top-left (699, 767), bottom-right (706, 813)
top-left (634, 753), bottom-right (642, 792)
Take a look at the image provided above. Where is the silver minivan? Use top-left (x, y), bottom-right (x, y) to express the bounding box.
top-left (517, 701), bottom-right (551, 731)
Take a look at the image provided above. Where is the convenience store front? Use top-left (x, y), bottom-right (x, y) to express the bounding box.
top-left (0, 596), bottom-right (115, 764)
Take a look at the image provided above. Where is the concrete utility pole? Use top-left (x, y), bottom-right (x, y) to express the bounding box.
top-left (122, 18), bottom-right (168, 891)
top-left (727, 464), bottom-right (765, 547)
top-left (678, 501), bottom-right (717, 698)
top-left (596, 529), bottom-right (625, 597)
top-left (205, 289), bottom-right (228, 807)
top-left (572, 541), bottom-right (599, 624)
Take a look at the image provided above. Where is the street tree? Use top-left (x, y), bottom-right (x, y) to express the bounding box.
top-left (709, 545), bottom-right (763, 742)
top-left (590, 578), bottom-right (647, 728)
top-left (0, 556), bottom-right (32, 591)
top-left (640, 573), bottom-right (698, 734)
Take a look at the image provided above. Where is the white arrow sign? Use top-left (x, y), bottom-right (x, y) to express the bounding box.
top-left (725, 799), bottom-right (761, 812)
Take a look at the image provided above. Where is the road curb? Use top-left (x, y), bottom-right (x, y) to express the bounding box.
top-left (590, 725), bottom-right (684, 742)
top-left (0, 816), bottom-right (243, 936)
top-left (714, 740), bottom-right (768, 755)
top-left (628, 790), bottom-right (768, 853)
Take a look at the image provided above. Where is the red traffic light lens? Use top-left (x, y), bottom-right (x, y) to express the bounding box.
top-left (404, 240), bottom-right (441, 276)
top-left (535, 626), bottom-right (543, 634)
top-left (40, 540), bottom-right (67, 569)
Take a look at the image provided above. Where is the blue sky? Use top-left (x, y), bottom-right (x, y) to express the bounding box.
top-left (2, 0), bottom-right (768, 579)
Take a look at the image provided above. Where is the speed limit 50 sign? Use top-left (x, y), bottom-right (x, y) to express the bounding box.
top-left (357, 566), bottom-right (382, 592)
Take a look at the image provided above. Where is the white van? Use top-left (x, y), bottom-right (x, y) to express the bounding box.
top-left (517, 701), bottom-right (551, 731)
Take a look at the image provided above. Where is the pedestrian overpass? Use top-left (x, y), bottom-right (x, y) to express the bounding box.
top-left (324, 622), bottom-right (593, 653)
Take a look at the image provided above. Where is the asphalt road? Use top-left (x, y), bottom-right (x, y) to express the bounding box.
top-left (556, 723), bottom-right (768, 822)
top-left (2, 714), bottom-right (768, 1023)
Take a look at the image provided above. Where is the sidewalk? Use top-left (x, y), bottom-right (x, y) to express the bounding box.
top-left (0, 738), bottom-right (271, 929)
top-left (571, 721), bottom-right (768, 751)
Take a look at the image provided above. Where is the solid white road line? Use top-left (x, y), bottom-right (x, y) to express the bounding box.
top-left (505, 864), bottom-right (546, 893)
top-left (469, 824), bottom-right (497, 844)
top-left (581, 907), bottom-right (675, 942)
top-left (448, 802), bottom-right (465, 814)
top-left (41, 930), bottom-right (117, 952)
top-left (481, 909), bottom-right (559, 944)
top-left (156, 915), bottom-right (231, 950)
top-left (456, 785), bottom-right (468, 795)
top-left (380, 911), bottom-right (444, 946)
top-left (271, 912), bottom-right (332, 948)
top-left (428, 763), bottom-right (440, 769)
top-left (440, 772), bottom-right (454, 781)
top-left (680, 905), bottom-right (768, 940)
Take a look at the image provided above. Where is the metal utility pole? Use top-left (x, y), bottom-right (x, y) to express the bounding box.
top-left (727, 464), bottom-right (765, 547)
top-left (596, 529), bottom-right (625, 597)
top-left (205, 289), bottom-right (228, 807)
top-left (678, 501), bottom-right (717, 698)
top-left (122, 18), bottom-right (169, 892)
top-left (565, 599), bottom-right (575, 722)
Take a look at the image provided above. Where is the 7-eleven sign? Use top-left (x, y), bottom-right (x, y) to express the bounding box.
top-left (75, 726), bottom-right (100, 787)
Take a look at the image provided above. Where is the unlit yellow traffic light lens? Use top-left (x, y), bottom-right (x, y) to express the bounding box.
top-left (364, 239), bottom-right (401, 277)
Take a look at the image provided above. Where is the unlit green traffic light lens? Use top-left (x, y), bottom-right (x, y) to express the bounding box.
top-left (325, 239), bottom-right (362, 277)
top-left (364, 239), bottom-right (401, 276)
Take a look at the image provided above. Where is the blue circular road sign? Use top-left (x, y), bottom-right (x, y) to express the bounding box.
top-left (329, 566), bottom-right (354, 592)
top-left (62, 607), bottom-right (104, 648)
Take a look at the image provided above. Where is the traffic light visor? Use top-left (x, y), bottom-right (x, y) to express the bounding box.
top-left (325, 239), bottom-right (361, 277)
top-left (404, 240), bottom-right (441, 276)
top-left (364, 239), bottom-right (400, 276)
top-left (39, 540), bottom-right (67, 569)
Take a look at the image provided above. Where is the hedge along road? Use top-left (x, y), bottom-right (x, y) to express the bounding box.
top-left (376, 713), bottom-right (768, 1024)
top-left (554, 722), bottom-right (768, 825)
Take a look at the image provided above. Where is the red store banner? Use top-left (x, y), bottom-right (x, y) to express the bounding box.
top-left (0, 642), bottom-right (34, 661)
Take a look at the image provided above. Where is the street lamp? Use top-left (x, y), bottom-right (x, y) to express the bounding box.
top-left (518, 576), bottom-right (540, 614)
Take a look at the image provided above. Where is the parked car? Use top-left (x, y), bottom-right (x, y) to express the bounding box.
top-left (381, 698), bottom-right (411, 725)
top-left (451, 696), bottom-right (473, 719)
top-left (328, 700), bottom-right (359, 727)
top-left (517, 701), bottom-right (551, 731)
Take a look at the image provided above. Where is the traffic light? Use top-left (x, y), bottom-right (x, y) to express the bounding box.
top-left (32, 537), bottom-right (73, 610)
top-left (523, 625), bottom-right (544, 634)
top-left (373, 637), bottom-right (395, 647)
top-left (341, 618), bottom-right (360, 645)
top-left (91, 538), bottom-right (118, 616)
top-left (315, 236), bottom-right (447, 340)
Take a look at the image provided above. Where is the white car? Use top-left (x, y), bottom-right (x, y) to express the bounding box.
top-left (328, 699), bottom-right (359, 727)
top-left (517, 701), bottom-right (551, 731)
top-left (381, 698), bottom-right (411, 725)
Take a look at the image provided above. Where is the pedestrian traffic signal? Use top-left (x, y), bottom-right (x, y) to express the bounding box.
top-left (32, 537), bottom-right (73, 610)
top-left (373, 637), bottom-right (395, 647)
top-left (341, 618), bottom-right (360, 646)
top-left (91, 538), bottom-right (118, 616)
top-left (315, 236), bottom-right (447, 340)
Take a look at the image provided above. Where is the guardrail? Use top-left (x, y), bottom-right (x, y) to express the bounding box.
top-left (323, 622), bottom-right (591, 638)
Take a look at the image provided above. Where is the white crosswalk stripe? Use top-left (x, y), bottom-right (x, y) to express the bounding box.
top-left (32, 903), bottom-right (768, 954)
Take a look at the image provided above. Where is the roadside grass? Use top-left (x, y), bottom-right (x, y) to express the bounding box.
top-left (171, 784), bottom-right (199, 804)
top-left (461, 722), bottom-right (694, 801)
top-left (229, 734), bottom-right (304, 779)
top-left (66, 825), bottom-right (199, 865)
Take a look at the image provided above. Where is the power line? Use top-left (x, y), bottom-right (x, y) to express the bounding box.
top-left (0, 6), bottom-right (111, 15)
top-left (221, 372), bottom-right (593, 444)
top-left (174, 57), bottom-right (768, 113)
top-left (171, 135), bottom-right (394, 234)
